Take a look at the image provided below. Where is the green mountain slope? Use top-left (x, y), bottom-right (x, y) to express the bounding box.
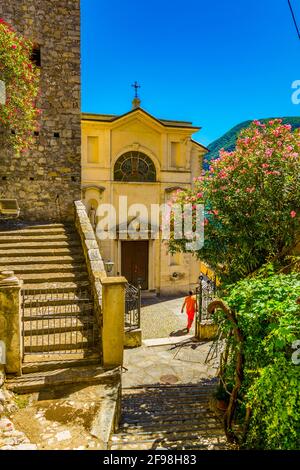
top-left (204, 117), bottom-right (300, 169)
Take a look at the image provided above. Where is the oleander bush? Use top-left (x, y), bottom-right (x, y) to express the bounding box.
top-left (0, 18), bottom-right (40, 152)
top-left (168, 119), bottom-right (300, 283)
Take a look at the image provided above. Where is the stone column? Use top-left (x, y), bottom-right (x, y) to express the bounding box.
top-left (101, 277), bottom-right (127, 368)
top-left (0, 271), bottom-right (23, 376)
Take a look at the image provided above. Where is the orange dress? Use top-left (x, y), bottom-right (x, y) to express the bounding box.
top-left (185, 296), bottom-right (197, 330)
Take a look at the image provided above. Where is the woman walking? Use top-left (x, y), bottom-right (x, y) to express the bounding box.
top-left (181, 291), bottom-right (198, 333)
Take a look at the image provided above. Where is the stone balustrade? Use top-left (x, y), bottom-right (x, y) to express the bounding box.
top-left (74, 201), bottom-right (126, 368)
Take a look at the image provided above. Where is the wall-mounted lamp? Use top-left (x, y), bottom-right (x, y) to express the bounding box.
top-left (105, 260), bottom-right (115, 275)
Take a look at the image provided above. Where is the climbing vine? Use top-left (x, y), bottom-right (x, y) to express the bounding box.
top-left (0, 18), bottom-right (40, 153)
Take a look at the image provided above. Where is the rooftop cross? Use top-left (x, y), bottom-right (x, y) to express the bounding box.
top-left (132, 81), bottom-right (141, 99)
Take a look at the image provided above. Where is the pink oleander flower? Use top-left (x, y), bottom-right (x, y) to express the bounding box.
top-left (290, 211), bottom-right (297, 218)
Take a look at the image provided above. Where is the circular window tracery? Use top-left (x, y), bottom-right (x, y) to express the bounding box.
top-left (114, 151), bottom-right (156, 182)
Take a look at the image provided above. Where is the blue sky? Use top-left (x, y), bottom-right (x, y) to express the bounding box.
top-left (81, 0), bottom-right (300, 146)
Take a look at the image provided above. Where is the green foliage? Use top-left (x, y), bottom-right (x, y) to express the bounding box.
top-left (219, 271), bottom-right (300, 449)
top-left (206, 117), bottom-right (300, 170)
top-left (0, 18), bottom-right (40, 152)
top-left (245, 358), bottom-right (300, 449)
top-left (168, 119), bottom-right (300, 283)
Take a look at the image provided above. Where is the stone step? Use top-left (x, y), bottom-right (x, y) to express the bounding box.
top-left (23, 316), bottom-right (96, 336)
top-left (0, 227), bottom-right (74, 237)
top-left (0, 255), bottom-right (85, 266)
top-left (122, 402), bottom-right (211, 414)
top-left (22, 302), bottom-right (94, 321)
top-left (0, 240), bottom-right (81, 249)
top-left (118, 421), bottom-right (223, 437)
top-left (0, 248), bottom-right (82, 257)
top-left (122, 409), bottom-right (215, 426)
top-left (24, 224), bottom-right (70, 230)
top-left (122, 392), bottom-right (213, 404)
top-left (122, 387), bottom-right (215, 398)
top-left (22, 356), bottom-right (101, 374)
top-left (0, 225), bottom-right (77, 236)
top-left (122, 394), bottom-right (212, 406)
top-left (122, 386), bottom-right (217, 399)
top-left (0, 234), bottom-right (78, 243)
top-left (22, 295), bottom-right (92, 307)
top-left (112, 430), bottom-right (225, 445)
top-left (122, 382), bottom-right (218, 391)
top-left (6, 365), bottom-right (121, 394)
top-left (22, 281), bottom-right (90, 292)
top-left (23, 326), bottom-right (97, 342)
top-left (172, 443), bottom-right (230, 450)
top-left (18, 271), bottom-right (89, 284)
top-left (111, 379), bottom-right (229, 450)
top-left (23, 332), bottom-right (98, 353)
top-left (0, 263), bottom-right (86, 274)
top-left (110, 435), bottom-right (228, 450)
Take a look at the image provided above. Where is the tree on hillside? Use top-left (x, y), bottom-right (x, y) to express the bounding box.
top-left (168, 119), bottom-right (300, 282)
top-left (0, 18), bottom-right (40, 153)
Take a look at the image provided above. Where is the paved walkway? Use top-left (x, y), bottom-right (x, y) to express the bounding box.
top-left (141, 295), bottom-right (196, 339)
top-left (122, 340), bottom-right (219, 388)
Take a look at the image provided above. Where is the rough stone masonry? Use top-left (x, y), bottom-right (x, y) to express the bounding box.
top-left (0, 0), bottom-right (81, 221)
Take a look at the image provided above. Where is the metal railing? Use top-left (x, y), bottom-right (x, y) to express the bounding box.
top-left (125, 283), bottom-right (141, 331)
top-left (21, 287), bottom-right (99, 357)
top-left (196, 274), bottom-right (216, 322)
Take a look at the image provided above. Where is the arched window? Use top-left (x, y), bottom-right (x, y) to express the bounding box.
top-left (114, 151), bottom-right (156, 182)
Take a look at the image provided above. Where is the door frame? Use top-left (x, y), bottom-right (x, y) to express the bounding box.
top-left (120, 240), bottom-right (150, 290)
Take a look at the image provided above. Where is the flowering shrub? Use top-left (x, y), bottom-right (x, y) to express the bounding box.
top-left (0, 18), bottom-right (40, 152)
top-left (168, 120), bottom-right (300, 282)
top-left (216, 269), bottom-right (300, 449)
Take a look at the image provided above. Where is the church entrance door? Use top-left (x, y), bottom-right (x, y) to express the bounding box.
top-left (121, 241), bottom-right (149, 290)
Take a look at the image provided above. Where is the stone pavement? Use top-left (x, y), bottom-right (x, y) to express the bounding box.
top-left (122, 340), bottom-right (218, 388)
top-left (141, 295), bottom-right (196, 339)
top-left (4, 383), bottom-right (117, 450)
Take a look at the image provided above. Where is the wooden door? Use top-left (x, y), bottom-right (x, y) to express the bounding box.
top-left (121, 241), bottom-right (149, 290)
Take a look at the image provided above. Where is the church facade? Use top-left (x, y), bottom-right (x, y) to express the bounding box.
top-left (81, 105), bottom-right (207, 295)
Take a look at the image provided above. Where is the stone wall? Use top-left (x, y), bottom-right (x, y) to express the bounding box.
top-left (74, 201), bottom-right (106, 358)
top-left (75, 201), bottom-right (126, 368)
top-left (0, 0), bottom-right (81, 221)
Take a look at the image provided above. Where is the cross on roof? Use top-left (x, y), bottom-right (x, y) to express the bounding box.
top-left (132, 81), bottom-right (141, 98)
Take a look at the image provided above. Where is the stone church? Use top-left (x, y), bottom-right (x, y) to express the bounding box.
top-left (82, 98), bottom-right (207, 295)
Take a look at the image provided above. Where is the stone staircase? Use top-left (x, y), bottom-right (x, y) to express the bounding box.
top-left (110, 381), bottom-right (231, 450)
top-left (0, 222), bottom-right (100, 365)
